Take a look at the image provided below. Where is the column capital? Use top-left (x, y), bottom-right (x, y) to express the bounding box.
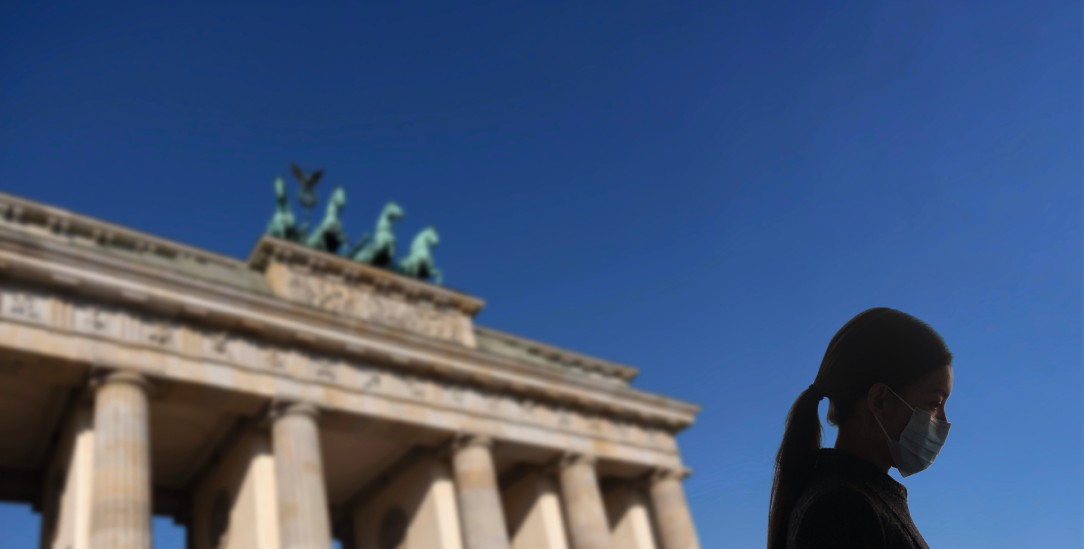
top-left (600, 476), bottom-right (648, 493)
top-left (450, 432), bottom-right (494, 453)
top-left (90, 369), bottom-right (153, 394)
top-left (647, 466), bottom-right (692, 484)
top-left (269, 400), bottom-right (320, 422)
top-left (544, 452), bottom-right (596, 477)
top-left (559, 452), bottom-right (596, 469)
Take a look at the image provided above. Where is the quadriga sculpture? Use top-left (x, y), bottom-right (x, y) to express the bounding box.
top-left (305, 187), bottom-right (347, 253)
top-left (351, 202), bottom-right (404, 268)
top-left (262, 164), bottom-right (446, 284)
top-left (265, 177), bottom-right (299, 241)
top-left (399, 227), bottom-right (442, 285)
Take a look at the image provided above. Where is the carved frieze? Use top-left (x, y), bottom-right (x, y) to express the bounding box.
top-left (252, 238), bottom-right (481, 348)
top-left (272, 263), bottom-right (475, 347)
top-left (587, 413), bottom-right (604, 433)
top-left (2, 288), bottom-right (49, 324)
top-left (554, 405), bottom-right (573, 428)
top-left (265, 347), bottom-right (287, 370)
top-left (402, 374), bottom-right (426, 398)
top-left (445, 383), bottom-right (467, 405)
top-left (203, 330), bottom-right (228, 357)
top-left (73, 303), bottom-right (122, 338)
top-left (358, 367), bottom-right (382, 391)
top-left (0, 283), bottom-right (673, 453)
top-left (312, 356), bottom-right (337, 382)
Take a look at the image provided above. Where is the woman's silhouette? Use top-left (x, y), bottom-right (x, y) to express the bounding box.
top-left (767, 307), bottom-right (954, 549)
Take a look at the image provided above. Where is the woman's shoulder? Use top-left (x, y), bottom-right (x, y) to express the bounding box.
top-left (788, 480), bottom-right (886, 548)
top-left (792, 477), bottom-right (881, 521)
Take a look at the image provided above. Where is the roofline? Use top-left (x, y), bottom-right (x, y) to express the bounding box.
top-left (0, 191), bottom-right (244, 270)
top-left (475, 325), bottom-right (641, 382)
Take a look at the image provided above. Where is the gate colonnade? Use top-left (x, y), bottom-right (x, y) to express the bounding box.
top-left (45, 368), bottom-right (699, 549)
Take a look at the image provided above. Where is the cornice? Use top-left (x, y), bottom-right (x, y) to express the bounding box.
top-left (0, 192), bottom-right (243, 271)
top-left (474, 326), bottom-right (639, 382)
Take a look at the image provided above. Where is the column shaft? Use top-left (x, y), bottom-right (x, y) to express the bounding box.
top-left (451, 434), bottom-right (510, 549)
top-left (604, 485), bottom-right (656, 549)
top-left (272, 402), bottom-right (332, 549)
top-left (648, 472), bottom-right (699, 549)
top-left (89, 371), bottom-right (152, 549)
top-left (557, 455), bottom-right (611, 549)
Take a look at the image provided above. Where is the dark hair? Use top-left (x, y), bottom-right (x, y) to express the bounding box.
top-left (766, 307), bottom-right (952, 549)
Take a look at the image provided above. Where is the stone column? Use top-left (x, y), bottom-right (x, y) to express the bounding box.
top-left (557, 454), bottom-right (612, 549)
top-left (502, 470), bottom-right (568, 549)
top-left (271, 401), bottom-right (332, 549)
top-left (648, 469), bottom-right (699, 549)
top-left (603, 484), bottom-right (656, 549)
top-left (451, 434), bottom-right (510, 549)
top-left (89, 371), bottom-right (153, 549)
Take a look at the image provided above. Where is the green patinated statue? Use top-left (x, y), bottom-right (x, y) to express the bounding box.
top-left (265, 176), bottom-right (299, 241)
top-left (399, 226), bottom-right (443, 284)
top-left (305, 187), bottom-right (348, 253)
top-left (290, 162), bottom-right (324, 239)
top-left (263, 164), bottom-right (448, 282)
top-left (290, 162), bottom-right (324, 210)
top-left (351, 202), bottom-right (404, 268)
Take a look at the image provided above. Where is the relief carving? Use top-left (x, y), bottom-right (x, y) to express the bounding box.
top-left (288, 273), bottom-right (316, 304)
top-left (316, 287), bottom-right (354, 313)
top-left (555, 405), bottom-right (572, 427)
top-left (314, 359), bottom-right (336, 382)
top-left (483, 391), bottom-right (500, 412)
top-left (275, 265), bottom-right (474, 346)
top-left (266, 348), bottom-right (286, 370)
top-left (4, 291), bottom-right (44, 321)
top-left (87, 308), bottom-right (108, 331)
top-left (587, 414), bottom-right (603, 433)
top-left (613, 419), bottom-right (629, 440)
top-left (403, 375), bottom-right (425, 398)
top-left (145, 320), bottom-right (173, 346)
top-left (441, 383), bottom-right (467, 405)
top-left (73, 305), bottom-right (111, 333)
top-left (502, 395), bottom-right (520, 415)
top-left (470, 387), bottom-right (485, 404)
top-left (644, 427), bottom-right (660, 444)
top-left (360, 370), bottom-right (381, 391)
top-left (520, 397), bottom-right (538, 417)
top-left (205, 331), bottom-right (232, 358)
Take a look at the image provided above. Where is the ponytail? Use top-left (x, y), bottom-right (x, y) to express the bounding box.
top-left (767, 384), bottom-right (825, 549)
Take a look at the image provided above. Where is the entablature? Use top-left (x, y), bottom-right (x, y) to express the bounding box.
top-left (0, 219), bottom-right (698, 435)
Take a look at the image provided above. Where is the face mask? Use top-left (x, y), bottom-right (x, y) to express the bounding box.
top-left (873, 386), bottom-right (951, 477)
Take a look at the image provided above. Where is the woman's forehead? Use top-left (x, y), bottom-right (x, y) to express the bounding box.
top-left (915, 365), bottom-right (953, 395)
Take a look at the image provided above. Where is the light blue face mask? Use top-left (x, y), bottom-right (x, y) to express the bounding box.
top-left (873, 386), bottom-right (951, 477)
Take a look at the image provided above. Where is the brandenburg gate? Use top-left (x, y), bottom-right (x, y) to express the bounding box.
top-left (0, 179), bottom-right (701, 549)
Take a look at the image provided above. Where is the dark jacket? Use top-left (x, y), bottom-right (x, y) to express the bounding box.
top-left (787, 448), bottom-right (929, 548)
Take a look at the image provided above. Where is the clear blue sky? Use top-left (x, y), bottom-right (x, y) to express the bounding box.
top-left (2, 1), bottom-right (1081, 547)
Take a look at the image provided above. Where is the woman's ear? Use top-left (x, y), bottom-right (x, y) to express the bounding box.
top-left (865, 383), bottom-right (889, 426)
